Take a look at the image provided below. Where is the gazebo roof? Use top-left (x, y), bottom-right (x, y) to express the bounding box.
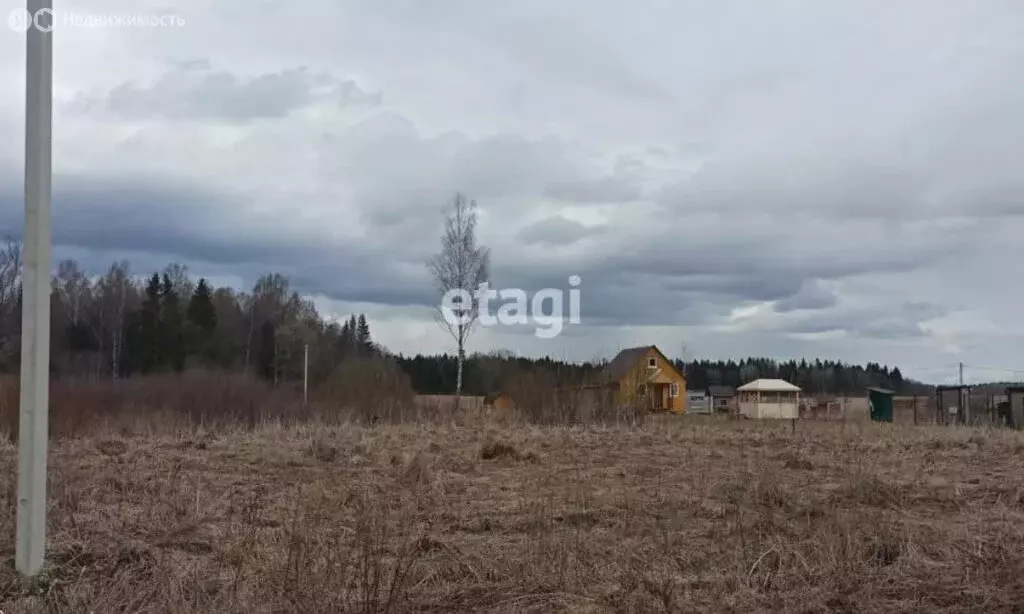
top-left (737, 378), bottom-right (802, 392)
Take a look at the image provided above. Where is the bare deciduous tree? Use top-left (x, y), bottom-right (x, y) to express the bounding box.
top-left (98, 261), bottom-right (133, 378)
top-left (428, 193), bottom-right (490, 408)
top-left (0, 237), bottom-right (22, 369)
top-left (162, 262), bottom-right (195, 306)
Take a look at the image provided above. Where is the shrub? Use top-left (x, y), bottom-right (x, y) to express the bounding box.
top-left (315, 356), bottom-right (417, 424)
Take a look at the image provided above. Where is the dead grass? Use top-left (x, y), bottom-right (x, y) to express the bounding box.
top-left (3, 416), bottom-right (1024, 612)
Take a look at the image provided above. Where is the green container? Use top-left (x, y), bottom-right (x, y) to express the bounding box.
top-left (868, 388), bottom-right (894, 423)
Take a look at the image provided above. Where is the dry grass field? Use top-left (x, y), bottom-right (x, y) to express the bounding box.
top-left (3, 415), bottom-right (1024, 613)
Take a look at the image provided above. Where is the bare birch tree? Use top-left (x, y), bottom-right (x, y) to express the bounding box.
top-left (428, 193), bottom-right (490, 409)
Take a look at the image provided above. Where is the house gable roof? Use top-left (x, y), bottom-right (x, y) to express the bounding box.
top-left (601, 345), bottom-right (684, 383)
top-left (707, 385), bottom-right (736, 396)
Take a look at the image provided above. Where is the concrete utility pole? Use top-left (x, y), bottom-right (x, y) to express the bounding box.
top-left (16, 0), bottom-right (54, 577)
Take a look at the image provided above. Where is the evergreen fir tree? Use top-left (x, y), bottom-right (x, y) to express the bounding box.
top-left (339, 319), bottom-right (353, 358)
top-left (187, 278), bottom-right (217, 333)
top-left (186, 278), bottom-right (217, 364)
top-left (356, 313), bottom-right (373, 354)
top-left (139, 272), bottom-right (162, 372)
top-left (160, 273), bottom-right (186, 372)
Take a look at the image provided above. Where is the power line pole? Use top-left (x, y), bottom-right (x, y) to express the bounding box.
top-left (16, 0), bottom-right (54, 577)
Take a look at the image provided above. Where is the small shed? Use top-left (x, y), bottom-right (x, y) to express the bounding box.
top-left (1006, 386), bottom-right (1024, 429)
top-left (707, 385), bottom-right (737, 413)
top-left (737, 379), bottom-right (801, 419)
top-left (867, 387), bottom-right (894, 423)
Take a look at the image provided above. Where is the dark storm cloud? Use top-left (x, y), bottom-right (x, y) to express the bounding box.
top-left (0, 170), bottom-right (427, 306)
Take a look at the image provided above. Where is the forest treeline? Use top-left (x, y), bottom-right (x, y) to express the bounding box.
top-left (0, 243), bottom-right (378, 384)
top-left (0, 243), bottom-right (931, 396)
top-left (396, 353), bottom-right (932, 397)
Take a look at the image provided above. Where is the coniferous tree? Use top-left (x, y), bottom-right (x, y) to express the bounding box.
top-left (186, 278), bottom-right (217, 364)
top-left (339, 319), bottom-right (352, 357)
top-left (160, 273), bottom-right (185, 372)
top-left (187, 278), bottom-right (217, 333)
top-left (138, 273), bottom-right (162, 372)
top-left (356, 313), bottom-right (372, 354)
top-left (347, 315), bottom-right (358, 353)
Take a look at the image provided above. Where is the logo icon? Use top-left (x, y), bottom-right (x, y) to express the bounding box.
top-left (7, 8), bottom-right (31, 32)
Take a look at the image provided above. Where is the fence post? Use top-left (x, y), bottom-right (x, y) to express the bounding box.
top-left (913, 395), bottom-right (918, 425)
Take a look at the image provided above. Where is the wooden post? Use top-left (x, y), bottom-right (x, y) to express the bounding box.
top-left (913, 395), bottom-right (918, 425)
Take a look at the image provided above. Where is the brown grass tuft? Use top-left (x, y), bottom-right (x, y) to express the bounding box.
top-left (96, 439), bottom-right (128, 457)
top-left (479, 440), bottom-right (537, 463)
top-left (309, 438), bottom-right (338, 462)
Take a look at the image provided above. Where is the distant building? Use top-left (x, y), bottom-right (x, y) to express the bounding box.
top-left (707, 385), bottom-right (737, 413)
top-left (686, 390), bottom-right (710, 414)
top-left (737, 379), bottom-right (801, 419)
top-left (600, 345), bottom-right (687, 413)
top-left (1006, 386), bottom-right (1024, 429)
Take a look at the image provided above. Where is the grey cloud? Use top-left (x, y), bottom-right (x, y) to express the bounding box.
top-left (545, 176), bottom-right (642, 204)
top-left (3, 0), bottom-right (1023, 370)
top-left (774, 280), bottom-right (838, 313)
top-left (0, 169), bottom-right (429, 307)
top-left (76, 65), bottom-right (380, 122)
top-left (774, 301), bottom-right (949, 340)
top-left (517, 215), bottom-right (606, 247)
top-left (322, 114), bottom-right (593, 233)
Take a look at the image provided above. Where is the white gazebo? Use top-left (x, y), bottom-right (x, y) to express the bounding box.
top-left (737, 379), bottom-right (802, 419)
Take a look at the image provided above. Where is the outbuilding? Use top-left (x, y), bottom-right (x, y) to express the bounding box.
top-left (1006, 386), bottom-right (1024, 429)
top-left (707, 385), bottom-right (737, 413)
top-left (737, 378), bottom-right (802, 419)
top-left (867, 387), bottom-right (895, 423)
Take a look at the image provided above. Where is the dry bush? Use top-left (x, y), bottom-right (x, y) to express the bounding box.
top-left (316, 356), bottom-right (417, 424)
top-left (480, 440), bottom-right (537, 462)
top-left (309, 438), bottom-right (338, 462)
top-left (503, 368), bottom-right (647, 426)
top-left (0, 370), bottom-right (304, 440)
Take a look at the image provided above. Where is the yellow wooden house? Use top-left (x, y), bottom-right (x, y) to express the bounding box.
top-left (601, 345), bottom-right (687, 413)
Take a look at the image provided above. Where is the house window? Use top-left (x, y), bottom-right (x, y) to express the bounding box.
top-left (648, 357), bottom-right (657, 368)
top-left (670, 383), bottom-right (680, 397)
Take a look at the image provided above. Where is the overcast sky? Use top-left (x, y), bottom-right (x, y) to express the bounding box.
top-left (1, 0), bottom-right (1023, 384)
